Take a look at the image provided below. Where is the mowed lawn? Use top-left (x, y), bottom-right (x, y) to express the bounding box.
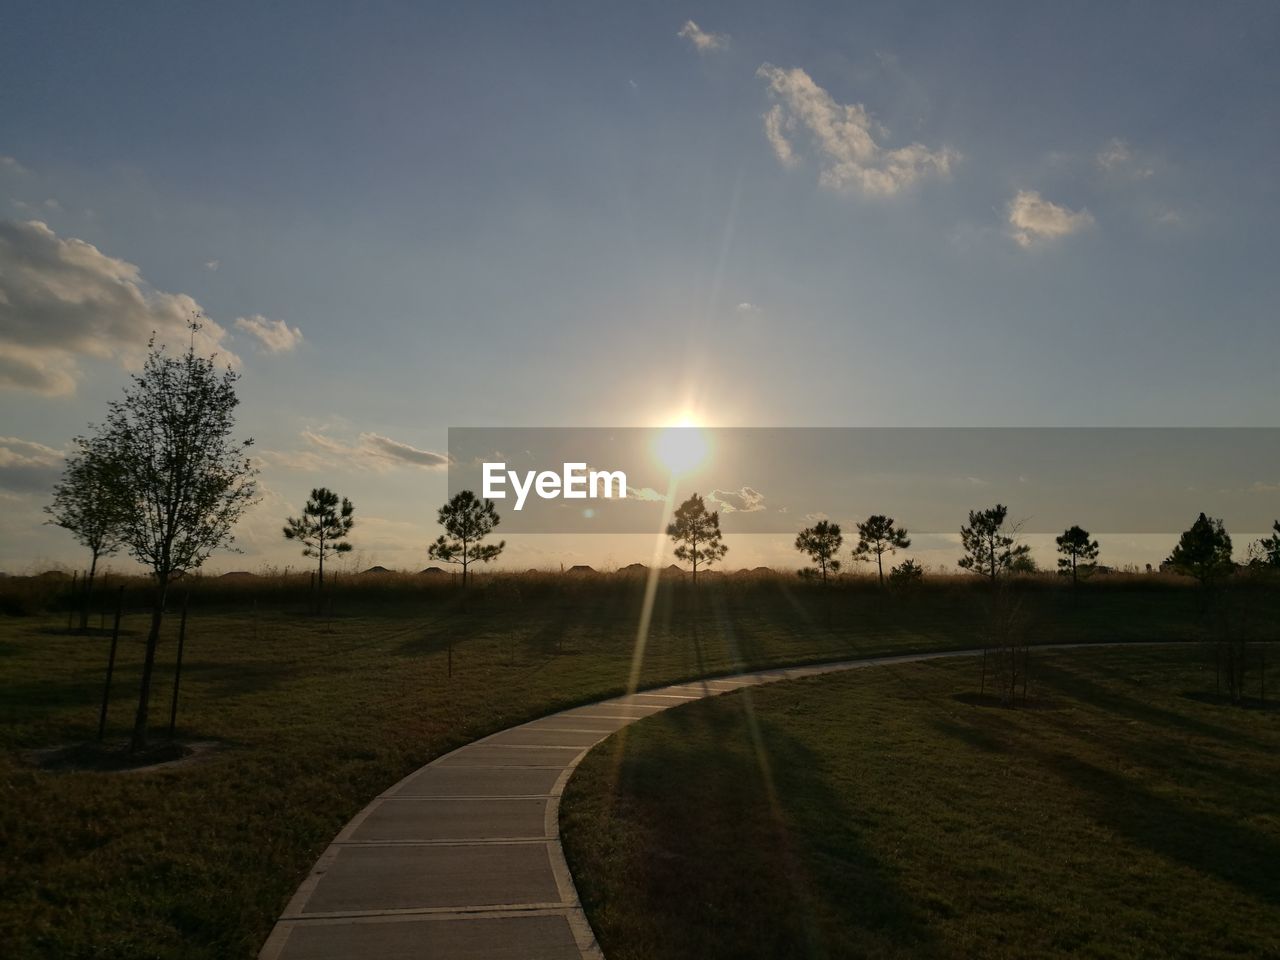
top-left (561, 644), bottom-right (1280, 960)
top-left (0, 573), bottom-right (1274, 958)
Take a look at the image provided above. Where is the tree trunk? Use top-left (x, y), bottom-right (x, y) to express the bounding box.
top-left (131, 576), bottom-right (168, 752)
top-left (877, 551), bottom-right (884, 587)
top-left (81, 550), bottom-right (99, 631)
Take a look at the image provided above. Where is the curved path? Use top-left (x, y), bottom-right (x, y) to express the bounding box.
top-left (258, 643), bottom-right (1143, 959)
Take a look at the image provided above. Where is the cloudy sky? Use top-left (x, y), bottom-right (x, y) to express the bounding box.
top-left (2, 2), bottom-right (1277, 573)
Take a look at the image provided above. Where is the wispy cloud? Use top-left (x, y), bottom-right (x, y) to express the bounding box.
top-left (756, 64), bottom-right (958, 197)
top-left (1007, 190), bottom-right (1094, 248)
top-left (677, 20), bottom-right (727, 53)
top-left (0, 436), bottom-right (63, 493)
top-left (205, 259), bottom-right (221, 271)
top-left (1096, 138), bottom-right (1154, 178)
top-left (0, 219), bottom-right (235, 395)
top-left (261, 430), bottom-right (449, 473)
top-left (709, 486), bottom-right (766, 513)
top-left (234, 314), bottom-right (303, 353)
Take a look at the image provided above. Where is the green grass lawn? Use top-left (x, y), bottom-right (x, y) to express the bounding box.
top-left (1, 572), bottom-right (1275, 958)
top-left (560, 644), bottom-right (1280, 960)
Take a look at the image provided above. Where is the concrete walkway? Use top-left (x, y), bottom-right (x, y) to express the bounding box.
top-left (259, 644), bottom-right (1074, 959)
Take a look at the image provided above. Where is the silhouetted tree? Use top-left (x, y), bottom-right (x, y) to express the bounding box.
top-left (1166, 513), bottom-right (1234, 587)
top-left (428, 490), bottom-right (504, 587)
top-left (795, 520), bottom-right (842, 584)
top-left (958, 504), bottom-right (1029, 581)
top-left (101, 323), bottom-right (258, 750)
top-left (1056, 525), bottom-right (1099, 585)
top-left (283, 487), bottom-right (354, 593)
top-left (1249, 520), bottom-right (1280, 569)
top-left (853, 515), bottom-right (911, 586)
top-left (45, 432), bottom-right (128, 629)
top-left (888, 558), bottom-right (924, 587)
top-left (667, 493), bottom-right (727, 585)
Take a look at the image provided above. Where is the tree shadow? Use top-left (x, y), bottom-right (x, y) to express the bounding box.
top-left (587, 695), bottom-right (935, 959)
top-left (1032, 657), bottom-right (1269, 749)
top-left (1036, 750), bottom-right (1280, 904)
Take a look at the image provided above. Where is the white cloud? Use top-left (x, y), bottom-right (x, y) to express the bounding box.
top-left (361, 433), bottom-right (449, 468)
top-left (0, 219), bottom-right (235, 394)
top-left (0, 156), bottom-right (26, 175)
top-left (734, 302), bottom-right (761, 314)
top-left (0, 436), bottom-right (63, 493)
top-left (677, 20), bottom-right (727, 53)
top-left (260, 430), bottom-right (449, 474)
top-left (627, 486), bottom-right (667, 502)
top-left (1096, 138), bottom-right (1154, 178)
top-left (709, 486), bottom-right (766, 513)
top-left (1006, 190), bottom-right (1094, 248)
top-left (205, 259), bottom-right (221, 271)
top-left (756, 64), bottom-right (958, 197)
top-left (234, 314), bottom-right (303, 353)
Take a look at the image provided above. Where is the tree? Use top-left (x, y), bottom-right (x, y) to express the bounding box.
top-left (795, 520), bottom-right (842, 584)
top-left (888, 558), bottom-right (924, 587)
top-left (45, 433), bottom-right (128, 630)
top-left (666, 493), bottom-right (727, 585)
top-left (1056, 525), bottom-right (1099, 585)
top-left (283, 488), bottom-right (354, 593)
top-left (1248, 520), bottom-right (1280, 569)
top-left (101, 324), bottom-right (258, 750)
top-left (428, 490), bottom-right (505, 586)
top-left (853, 515), bottom-right (911, 586)
top-left (957, 504), bottom-right (1029, 581)
top-left (1166, 513), bottom-right (1234, 587)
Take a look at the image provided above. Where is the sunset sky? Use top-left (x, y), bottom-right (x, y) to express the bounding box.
top-left (2, 2), bottom-right (1277, 573)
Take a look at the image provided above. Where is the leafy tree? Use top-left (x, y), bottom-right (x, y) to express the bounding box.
top-left (283, 488), bottom-right (354, 592)
top-left (428, 490), bottom-right (505, 586)
top-left (888, 558), bottom-right (924, 587)
top-left (1249, 520), bottom-right (1280, 569)
top-left (45, 432), bottom-right (128, 629)
top-left (1056, 525), bottom-right (1099, 585)
top-left (957, 504), bottom-right (1029, 581)
top-left (101, 325), bottom-right (258, 750)
top-left (795, 520), bottom-right (842, 584)
top-left (1166, 513), bottom-right (1234, 586)
top-left (666, 493), bottom-right (728, 585)
top-left (853, 515), bottom-right (911, 586)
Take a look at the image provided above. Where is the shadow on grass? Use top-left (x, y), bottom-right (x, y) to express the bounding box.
top-left (1032, 657), bottom-right (1268, 749)
top-left (574, 697), bottom-right (933, 959)
top-left (1040, 750), bottom-right (1280, 904)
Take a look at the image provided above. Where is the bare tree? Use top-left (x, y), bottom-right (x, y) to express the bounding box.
top-left (45, 433), bottom-right (128, 630)
top-left (102, 324), bottom-right (258, 750)
top-left (667, 493), bottom-right (728, 585)
top-left (958, 504), bottom-right (1029, 581)
top-left (795, 520), bottom-right (842, 584)
top-left (428, 490), bottom-right (504, 587)
top-left (853, 515), bottom-right (911, 586)
top-left (284, 487), bottom-right (354, 594)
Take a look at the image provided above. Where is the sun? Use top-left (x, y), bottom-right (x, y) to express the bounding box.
top-left (654, 419), bottom-right (709, 476)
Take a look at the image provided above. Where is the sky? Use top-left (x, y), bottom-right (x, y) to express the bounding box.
top-left (1, 1), bottom-right (1278, 574)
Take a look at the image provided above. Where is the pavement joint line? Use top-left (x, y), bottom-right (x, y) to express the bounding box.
top-left (272, 906), bottom-right (586, 926)
top-left (461, 743), bottom-right (587, 750)
top-left (265, 643), bottom-right (1186, 959)
top-left (284, 901), bottom-right (575, 921)
top-left (331, 837), bottom-right (553, 846)
top-left (432, 762), bottom-right (570, 769)
top-left (375, 793), bottom-right (557, 800)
